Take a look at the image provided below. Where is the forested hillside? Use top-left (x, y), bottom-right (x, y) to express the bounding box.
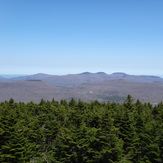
top-left (1, 73), bottom-right (163, 104)
top-left (0, 96), bottom-right (163, 162)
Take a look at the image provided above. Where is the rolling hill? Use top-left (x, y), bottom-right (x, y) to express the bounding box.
top-left (0, 72), bottom-right (163, 104)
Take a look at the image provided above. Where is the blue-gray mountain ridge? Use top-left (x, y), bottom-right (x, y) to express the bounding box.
top-left (0, 72), bottom-right (163, 104)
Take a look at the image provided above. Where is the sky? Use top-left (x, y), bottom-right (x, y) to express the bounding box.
top-left (0, 0), bottom-right (163, 76)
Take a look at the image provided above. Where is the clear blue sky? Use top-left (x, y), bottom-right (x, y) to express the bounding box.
top-left (0, 0), bottom-right (163, 76)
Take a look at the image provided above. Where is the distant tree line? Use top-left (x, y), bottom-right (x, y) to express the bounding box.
top-left (0, 95), bottom-right (163, 162)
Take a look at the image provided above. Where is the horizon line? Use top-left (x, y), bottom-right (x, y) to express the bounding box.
top-left (0, 72), bottom-right (163, 78)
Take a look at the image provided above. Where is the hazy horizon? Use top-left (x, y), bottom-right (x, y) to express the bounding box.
top-left (0, 72), bottom-right (163, 79)
top-left (1, 0), bottom-right (163, 75)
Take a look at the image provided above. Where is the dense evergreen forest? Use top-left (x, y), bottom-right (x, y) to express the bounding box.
top-left (0, 95), bottom-right (163, 163)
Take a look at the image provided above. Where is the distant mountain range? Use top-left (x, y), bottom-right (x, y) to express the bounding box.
top-left (0, 72), bottom-right (163, 104)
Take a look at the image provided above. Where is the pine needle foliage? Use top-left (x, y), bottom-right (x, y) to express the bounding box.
top-left (0, 96), bottom-right (162, 162)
